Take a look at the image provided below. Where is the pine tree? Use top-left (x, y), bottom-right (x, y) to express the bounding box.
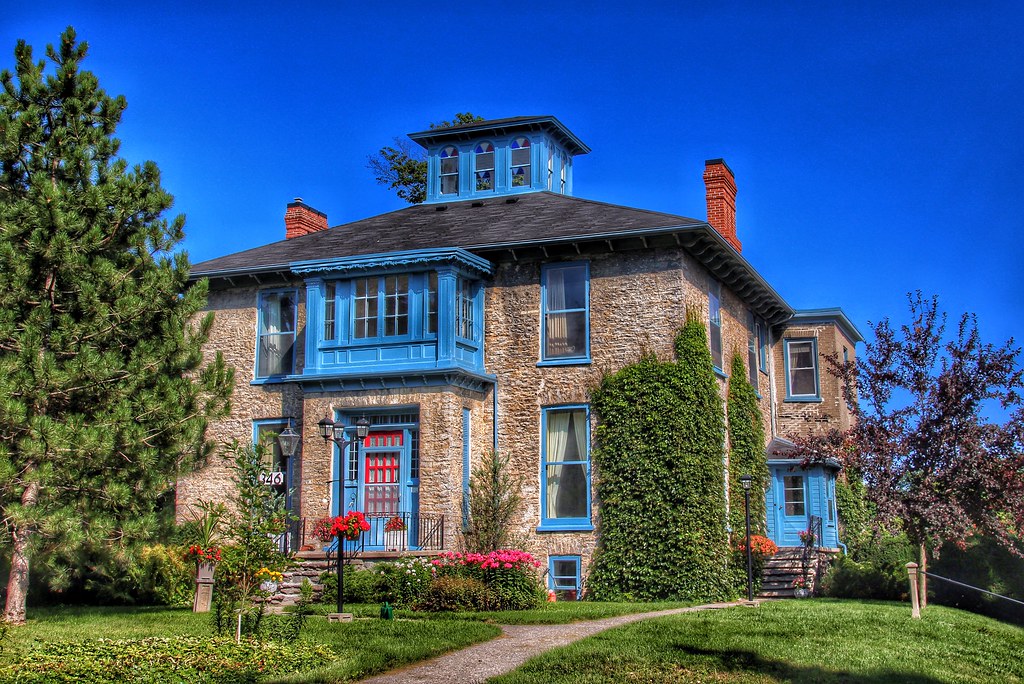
top-left (726, 353), bottom-right (768, 536)
top-left (0, 28), bottom-right (233, 624)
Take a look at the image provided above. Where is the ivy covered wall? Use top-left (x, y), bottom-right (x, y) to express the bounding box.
top-left (586, 314), bottom-right (735, 601)
top-left (726, 353), bottom-right (768, 537)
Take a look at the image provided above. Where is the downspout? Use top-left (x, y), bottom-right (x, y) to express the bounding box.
top-left (492, 378), bottom-right (499, 451)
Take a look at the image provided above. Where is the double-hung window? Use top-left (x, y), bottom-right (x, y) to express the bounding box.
top-left (541, 406), bottom-right (591, 529)
top-left (757, 319), bottom-right (769, 375)
top-left (785, 338), bottom-right (820, 401)
top-left (541, 262), bottom-right (589, 363)
top-left (353, 275), bottom-right (410, 340)
top-left (708, 280), bottom-right (723, 370)
top-left (456, 277), bottom-right (475, 340)
top-left (747, 311), bottom-right (758, 386)
top-left (511, 137), bottom-right (531, 187)
top-left (440, 146), bottom-right (459, 196)
top-left (257, 290), bottom-right (297, 378)
top-left (474, 142), bottom-right (494, 191)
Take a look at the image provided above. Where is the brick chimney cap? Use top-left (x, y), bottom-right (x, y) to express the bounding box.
top-left (286, 199), bottom-right (327, 218)
top-left (704, 158), bottom-right (734, 175)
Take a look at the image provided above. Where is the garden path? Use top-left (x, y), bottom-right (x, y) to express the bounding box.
top-left (358, 600), bottom-right (754, 683)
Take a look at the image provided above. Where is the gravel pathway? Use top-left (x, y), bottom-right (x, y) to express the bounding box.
top-left (359, 601), bottom-right (753, 683)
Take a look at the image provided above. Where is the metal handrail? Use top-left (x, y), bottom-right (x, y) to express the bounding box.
top-left (278, 512), bottom-right (446, 553)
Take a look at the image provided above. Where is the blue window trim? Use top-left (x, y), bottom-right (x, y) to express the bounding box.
top-left (462, 408), bottom-right (471, 529)
top-left (708, 280), bottom-right (723, 373)
top-left (548, 555), bottom-right (582, 599)
top-left (537, 404), bottom-right (593, 532)
top-left (783, 337), bottom-right (822, 402)
top-left (757, 318), bottom-right (769, 376)
top-left (255, 288), bottom-right (298, 380)
top-left (539, 262), bottom-right (591, 365)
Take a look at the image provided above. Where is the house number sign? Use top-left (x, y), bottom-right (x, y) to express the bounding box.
top-left (259, 471), bottom-right (285, 486)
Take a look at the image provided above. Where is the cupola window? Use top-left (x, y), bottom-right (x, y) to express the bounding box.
top-left (511, 137), bottom-right (531, 187)
top-left (440, 146), bottom-right (459, 195)
top-left (474, 142), bottom-right (494, 191)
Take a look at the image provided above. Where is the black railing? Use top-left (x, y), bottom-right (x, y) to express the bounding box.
top-left (276, 512), bottom-right (446, 553)
top-left (809, 515), bottom-right (823, 548)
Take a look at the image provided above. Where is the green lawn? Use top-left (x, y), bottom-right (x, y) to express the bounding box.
top-left (491, 599), bottom-right (1024, 683)
top-left (3, 600), bottom-right (1022, 683)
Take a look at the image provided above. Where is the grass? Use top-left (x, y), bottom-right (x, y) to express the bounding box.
top-left (308, 600), bottom-right (698, 625)
top-left (3, 599), bottom-right (1022, 682)
top-left (491, 599), bottom-right (1024, 683)
top-left (0, 605), bottom-right (498, 683)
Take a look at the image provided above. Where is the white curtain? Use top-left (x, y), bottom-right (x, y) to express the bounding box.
top-left (546, 270), bottom-right (568, 356)
top-left (545, 411), bottom-right (571, 519)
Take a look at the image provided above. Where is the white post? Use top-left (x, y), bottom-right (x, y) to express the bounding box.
top-left (906, 562), bottom-right (921, 619)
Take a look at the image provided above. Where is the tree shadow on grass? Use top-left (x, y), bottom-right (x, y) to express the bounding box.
top-left (672, 645), bottom-right (948, 683)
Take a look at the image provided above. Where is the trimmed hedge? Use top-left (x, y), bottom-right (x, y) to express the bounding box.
top-left (587, 315), bottom-right (733, 601)
top-left (0, 636), bottom-right (333, 683)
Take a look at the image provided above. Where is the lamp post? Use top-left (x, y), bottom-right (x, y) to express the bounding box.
top-left (739, 474), bottom-right (754, 602)
top-left (318, 414), bottom-right (371, 616)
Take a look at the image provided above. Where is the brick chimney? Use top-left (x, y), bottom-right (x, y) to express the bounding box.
top-left (284, 198), bottom-right (328, 239)
top-left (703, 159), bottom-right (741, 252)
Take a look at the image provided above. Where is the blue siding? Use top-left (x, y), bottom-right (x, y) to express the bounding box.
top-left (766, 461), bottom-right (839, 548)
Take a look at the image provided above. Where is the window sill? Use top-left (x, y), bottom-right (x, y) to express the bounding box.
top-left (536, 523), bottom-right (594, 533)
top-left (713, 367), bottom-right (728, 380)
top-left (784, 396), bottom-right (823, 403)
top-left (250, 375), bottom-right (295, 385)
top-left (537, 358), bottom-right (591, 368)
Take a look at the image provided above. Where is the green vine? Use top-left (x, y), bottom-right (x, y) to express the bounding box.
top-left (726, 353), bottom-right (768, 537)
top-left (587, 312), bottom-right (733, 601)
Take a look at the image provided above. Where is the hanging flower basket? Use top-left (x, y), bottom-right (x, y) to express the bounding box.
top-left (330, 511), bottom-right (370, 541)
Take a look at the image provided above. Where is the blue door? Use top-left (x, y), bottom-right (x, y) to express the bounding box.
top-left (770, 465), bottom-right (810, 547)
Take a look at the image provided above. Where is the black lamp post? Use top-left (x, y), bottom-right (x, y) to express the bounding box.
top-left (739, 474), bottom-right (754, 602)
top-left (318, 414), bottom-right (371, 616)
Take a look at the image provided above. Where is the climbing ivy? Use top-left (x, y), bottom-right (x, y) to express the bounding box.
top-left (587, 313), bottom-right (733, 601)
top-left (726, 353), bottom-right (768, 537)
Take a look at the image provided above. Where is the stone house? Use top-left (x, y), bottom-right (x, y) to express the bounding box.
top-left (179, 115), bottom-right (861, 596)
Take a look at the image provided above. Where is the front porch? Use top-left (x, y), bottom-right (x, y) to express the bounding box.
top-left (278, 512), bottom-right (448, 555)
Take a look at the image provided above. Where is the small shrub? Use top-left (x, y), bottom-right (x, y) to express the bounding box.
top-left (431, 550), bottom-right (543, 611)
top-left (821, 555), bottom-right (907, 600)
top-left (376, 557), bottom-right (434, 608)
top-left (131, 544), bottom-right (194, 607)
top-left (0, 636), bottom-right (333, 683)
top-left (414, 576), bottom-right (487, 612)
top-left (319, 565), bottom-right (384, 605)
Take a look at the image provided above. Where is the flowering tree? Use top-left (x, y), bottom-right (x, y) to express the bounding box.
top-left (803, 293), bottom-right (1024, 603)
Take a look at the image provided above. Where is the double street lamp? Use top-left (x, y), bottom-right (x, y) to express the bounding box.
top-left (318, 414), bottom-right (371, 616)
top-left (739, 474), bottom-right (754, 602)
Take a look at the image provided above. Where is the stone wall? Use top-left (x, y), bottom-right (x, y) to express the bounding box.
top-left (182, 244), bottom-right (854, 592)
top-left (774, 321), bottom-right (858, 438)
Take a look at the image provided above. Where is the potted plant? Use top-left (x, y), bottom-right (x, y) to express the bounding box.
top-left (311, 516), bottom-right (335, 545)
top-left (792, 576), bottom-right (811, 598)
top-left (255, 567), bottom-right (283, 594)
top-left (384, 514), bottom-right (407, 551)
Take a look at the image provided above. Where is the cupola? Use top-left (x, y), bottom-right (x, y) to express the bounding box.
top-left (409, 116), bottom-right (590, 204)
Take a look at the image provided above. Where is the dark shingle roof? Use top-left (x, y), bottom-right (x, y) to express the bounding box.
top-left (191, 192), bottom-right (702, 277)
top-left (190, 191), bottom-right (795, 325)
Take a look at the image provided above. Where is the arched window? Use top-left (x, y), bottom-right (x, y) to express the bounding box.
top-left (440, 146), bottom-right (459, 195)
top-left (510, 137), bottom-right (531, 187)
top-left (474, 142), bottom-right (494, 192)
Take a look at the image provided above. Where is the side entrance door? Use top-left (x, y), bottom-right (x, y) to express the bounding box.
top-left (770, 465), bottom-right (810, 547)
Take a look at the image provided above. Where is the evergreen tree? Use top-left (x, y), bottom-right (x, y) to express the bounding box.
top-left (726, 353), bottom-right (768, 536)
top-left (461, 450), bottom-right (524, 554)
top-left (367, 112), bottom-right (483, 203)
top-left (0, 29), bottom-right (233, 624)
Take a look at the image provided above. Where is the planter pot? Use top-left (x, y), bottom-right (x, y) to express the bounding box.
top-left (260, 581), bottom-right (279, 594)
top-left (385, 530), bottom-right (406, 551)
top-left (197, 562), bottom-right (216, 582)
top-left (794, 587), bottom-right (810, 598)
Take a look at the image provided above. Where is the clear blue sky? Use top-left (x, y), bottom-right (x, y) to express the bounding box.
top-left (5, 2), bottom-right (1023, 352)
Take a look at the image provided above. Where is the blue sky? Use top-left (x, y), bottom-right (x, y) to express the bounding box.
top-left (5, 2), bottom-right (1023, 353)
